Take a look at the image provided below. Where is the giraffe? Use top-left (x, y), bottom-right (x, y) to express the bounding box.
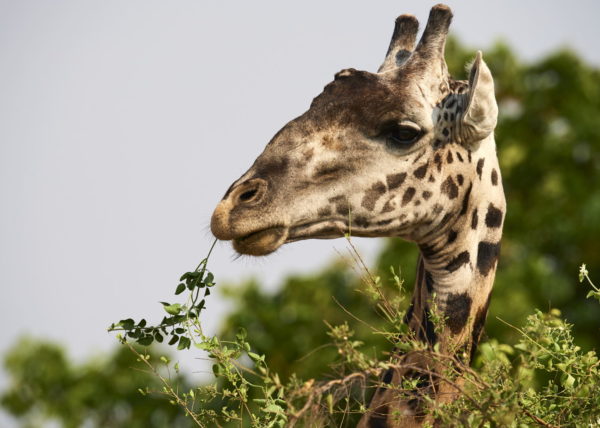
top-left (211, 4), bottom-right (505, 426)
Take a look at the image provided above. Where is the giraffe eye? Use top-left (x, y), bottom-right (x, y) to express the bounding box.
top-left (383, 123), bottom-right (422, 148)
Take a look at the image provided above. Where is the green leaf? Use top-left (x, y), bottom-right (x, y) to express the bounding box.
top-left (264, 404), bottom-right (283, 414)
top-left (178, 336), bottom-right (191, 350)
top-left (126, 330), bottom-right (140, 339)
top-left (168, 335), bottom-right (179, 346)
top-left (563, 374), bottom-right (576, 389)
top-left (195, 342), bottom-right (212, 351)
top-left (586, 290), bottom-right (600, 300)
top-left (154, 331), bottom-right (163, 343)
top-left (248, 352), bottom-right (264, 362)
top-left (236, 327), bottom-right (247, 341)
top-left (326, 394), bottom-right (334, 414)
top-left (119, 318), bottom-right (135, 330)
top-left (138, 335), bottom-right (154, 346)
top-left (162, 303), bottom-right (182, 315)
top-left (514, 343), bottom-right (528, 352)
top-left (175, 283), bottom-right (186, 295)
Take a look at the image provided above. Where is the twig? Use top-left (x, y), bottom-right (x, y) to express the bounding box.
top-left (522, 407), bottom-right (559, 428)
top-left (331, 295), bottom-right (386, 335)
top-left (126, 343), bottom-right (205, 427)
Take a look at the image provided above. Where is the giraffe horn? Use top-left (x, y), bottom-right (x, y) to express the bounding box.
top-left (378, 14), bottom-right (419, 73)
top-left (406, 4), bottom-right (453, 81)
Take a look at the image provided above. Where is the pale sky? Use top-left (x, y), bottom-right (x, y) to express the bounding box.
top-left (1, 1), bottom-right (599, 425)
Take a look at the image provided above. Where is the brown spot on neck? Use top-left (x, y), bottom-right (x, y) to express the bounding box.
top-left (491, 168), bottom-right (498, 185)
top-left (476, 241), bottom-right (501, 276)
top-left (413, 162), bottom-right (429, 179)
top-left (485, 203), bottom-right (503, 228)
top-left (445, 292), bottom-right (472, 334)
top-left (476, 158), bottom-right (485, 179)
top-left (441, 176), bottom-right (458, 199)
top-left (386, 172), bottom-right (407, 190)
top-left (471, 208), bottom-right (478, 229)
top-left (401, 187), bottom-right (416, 206)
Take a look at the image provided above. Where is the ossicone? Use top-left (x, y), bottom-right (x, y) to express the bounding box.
top-left (379, 4), bottom-right (454, 97)
top-left (378, 14), bottom-right (419, 72)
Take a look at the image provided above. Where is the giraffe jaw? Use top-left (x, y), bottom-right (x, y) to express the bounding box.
top-left (231, 220), bottom-right (345, 256)
top-left (230, 218), bottom-right (387, 256)
top-left (287, 219), bottom-right (349, 242)
top-left (232, 226), bottom-right (288, 256)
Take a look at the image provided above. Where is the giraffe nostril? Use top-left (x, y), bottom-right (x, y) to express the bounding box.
top-left (239, 188), bottom-right (258, 202)
top-left (232, 178), bottom-right (268, 206)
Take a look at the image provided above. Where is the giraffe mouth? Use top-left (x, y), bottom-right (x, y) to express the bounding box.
top-left (287, 220), bottom-right (349, 241)
top-left (232, 226), bottom-right (288, 256)
top-left (232, 221), bottom-right (345, 255)
top-left (231, 219), bottom-right (382, 255)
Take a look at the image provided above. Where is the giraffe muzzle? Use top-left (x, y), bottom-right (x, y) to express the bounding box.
top-left (211, 177), bottom-right (291, 255)
top-left (211, 178), bottom-right (270, 241)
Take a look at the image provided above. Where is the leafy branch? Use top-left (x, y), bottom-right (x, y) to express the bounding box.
top-left (106, 241), bottom-right (600, 427)
top-left (108, 239), bottom-right (217, 350)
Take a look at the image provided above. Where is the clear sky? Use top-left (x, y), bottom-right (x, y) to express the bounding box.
top-left (1, 1), bottom-right (599, 425)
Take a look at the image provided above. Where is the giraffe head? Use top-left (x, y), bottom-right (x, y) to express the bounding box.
top-left (211, 4), bottom-right (499, 256)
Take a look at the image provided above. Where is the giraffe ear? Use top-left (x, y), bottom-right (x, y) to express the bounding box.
top-left (460, 51), bottom-right (498, 145)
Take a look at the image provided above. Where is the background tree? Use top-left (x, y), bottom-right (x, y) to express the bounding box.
top-left (1, 339), bottom-right (193, 427)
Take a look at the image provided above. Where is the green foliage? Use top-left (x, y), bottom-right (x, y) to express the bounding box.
top-left (218, 260), bottom-right (389, 383)
top-left (434, 302), bottom-right (600, 426)
top-left (1, 339), bottom-right (191, 427)
top-left (156, 257), bottom-right (600, 426)
top-left (108, 240), bottom-right (217, 350)
top-left (5, 261), bottom-right (600, 427)
top-left (216, 260), bottom-right (600, 427)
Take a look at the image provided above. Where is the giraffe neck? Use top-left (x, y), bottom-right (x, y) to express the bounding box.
top-left (360, 189), bottom-right (503, 427)
top-left (410, 249), bottom-right (494, 357)
top-left (410, 150), bottom-right (505, 356)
